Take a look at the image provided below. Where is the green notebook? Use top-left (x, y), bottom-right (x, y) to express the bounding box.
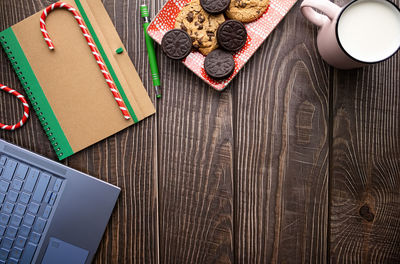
top-left (0, 0), bottom-right (155, 160)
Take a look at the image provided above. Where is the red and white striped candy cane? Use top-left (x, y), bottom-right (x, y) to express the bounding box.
top-left (40, 2), bottom-right (131, 120)
top-left (0, 85), bottom-right (30, 131)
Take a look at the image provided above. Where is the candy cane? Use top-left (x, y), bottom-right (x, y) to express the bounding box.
top-left (40, 2), bottom-right (131, 120)
top-left (0, 85), bottom-right (30, 130)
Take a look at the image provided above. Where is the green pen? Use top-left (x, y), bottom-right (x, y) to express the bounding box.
top-left (140, 5), bottom-right (162, 99)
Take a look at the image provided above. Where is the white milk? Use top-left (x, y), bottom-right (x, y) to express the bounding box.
top-left (337, 0), bottom-right (400, 62)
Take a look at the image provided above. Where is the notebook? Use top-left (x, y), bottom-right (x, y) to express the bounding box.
top-left (0, 0), bottom-right (155, 160)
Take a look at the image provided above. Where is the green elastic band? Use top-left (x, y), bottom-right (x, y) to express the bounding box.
top-left (74, 0), bottom-right (139, 123)
top-left (140, 5), bottom-right (149, 18)
top-left (0, 27), bottom-right (74, 160)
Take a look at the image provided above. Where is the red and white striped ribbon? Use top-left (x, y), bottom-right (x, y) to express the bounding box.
top-left (0, 85), bottom-right (30, 131)
top-left (40, 2), bottom-right (131, 120)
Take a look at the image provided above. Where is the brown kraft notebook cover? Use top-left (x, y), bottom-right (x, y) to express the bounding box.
top-left (0, 0), bottom-right (155, 160)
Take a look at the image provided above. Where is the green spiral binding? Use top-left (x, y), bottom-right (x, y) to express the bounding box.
top-left (0, 27), bottom-right (73, 160)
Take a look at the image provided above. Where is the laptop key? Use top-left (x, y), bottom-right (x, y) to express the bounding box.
top-left (23, 169), bottom-right (39, 192)
top-left (14, 236), bottom-right (27, 248)
top-left (14, 204), bottom-right (26, 216)
top-left (10, 215), bottom-right (22, 227)
top-left (49, 192), bottom-right (57, 205)
top-left (2, 159), bottom-right (17, 181)
top-left (19, 192), bottom-right (30, 204)
top-left (6, 258), bottom-right (18, 264)
top-left (0, 193), bottom-right (5, 204)
top-left (0, 181), bottom-right (9, 193)
top-left (14, 164), bottom-right (28, 180)
top-left (32, 173), bottom-right (51, 202)
top-left (19, 225), bottom-right (31, 237)
top-left (33, 217), bottom-right (46, 233)
top-left (0, 214), bottom-right (10, 225)
top-left (44, 191), bottom-right (52, 203)
top-left (11, 179), bottom-right (23, 191)
top-left (23, 214), bottom-right (35, 226)
top-left (29, 232), bottom-right (41, 244)
top-left (20, 242), bottom-right (37, 264)
top-left (53, 178), bottom-right (62, 191)
top-left (0, 156), bottom-right (6, 166)
top-left (2, 202), bottom-right (14, 214)
top-left (0, 225), bottom-right (5, 236)
top-left (5, 226), bottom-right (18, 238)
top-left (27, 202), bottom-right (40, 215)
top-left (9, 248), bottom-right (22, 260)
top-left (0, 249), bottom-right (8, 260)
top-left (6, 190), bottom-right (18, 203)
top-left (42, 205), bottom-right (52, 219)
top-left (1, 238), bottom-right (13, 250)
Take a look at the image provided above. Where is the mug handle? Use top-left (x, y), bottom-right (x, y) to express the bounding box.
top-left (301, 0), bottom-right (341, 27)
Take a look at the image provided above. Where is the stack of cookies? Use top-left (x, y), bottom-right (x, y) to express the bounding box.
top-left (161, 0), bottom-right (270, 80)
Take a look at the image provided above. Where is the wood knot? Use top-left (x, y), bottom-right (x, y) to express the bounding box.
top-left (295, 101), bottom-right (315, 145)
top-left (359, 204), bottom-right (375, 222)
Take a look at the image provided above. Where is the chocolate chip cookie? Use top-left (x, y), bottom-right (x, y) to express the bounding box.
top-left (217, 20), bottom-right (247, 51)
top-left (175, 0), bottom-right (225, 55)
top-left (200, 0), bottom-right (231, 15)
top-left (204, 49), bottom-right (235, 80)
top-left (226, 0), bottom-right (270, 23)
top-left (162, 29), bottom-right (192, 60)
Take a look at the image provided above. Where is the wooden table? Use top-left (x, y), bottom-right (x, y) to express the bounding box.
top-left (1, 0), bottom-right (399, 263)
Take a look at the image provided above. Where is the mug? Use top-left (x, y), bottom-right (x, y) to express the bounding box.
top-left (301, 0), bottom-right (400, 69)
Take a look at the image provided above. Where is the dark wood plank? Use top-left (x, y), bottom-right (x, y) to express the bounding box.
top-left (154, 1), bottom-right (234, 263)
top-left (233, 3), bottom-right (330, 263)
top-left (0, 0), bottom-right (160, 263)
top-left (330, 1), bottom-right (400, 262)
top-left (156, 46), bottom-right (235, 263)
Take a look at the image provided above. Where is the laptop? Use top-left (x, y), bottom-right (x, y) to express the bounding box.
top-left (0, 139), bottom-right (120, 264)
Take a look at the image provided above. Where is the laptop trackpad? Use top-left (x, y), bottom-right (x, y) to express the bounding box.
top-left (41, 237), bottom-right (89, 264)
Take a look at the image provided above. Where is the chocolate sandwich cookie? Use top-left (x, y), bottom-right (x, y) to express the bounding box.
top-left (204, 49), bottom-right (235, 80)
top-left (200, 0), bottom-right (231, 15)
top-left (217, 20), bottom-right (247, 52)
top-left (161, 29), bottom-right (192, 60)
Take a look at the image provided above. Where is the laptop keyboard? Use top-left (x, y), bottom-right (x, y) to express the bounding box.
top-left (0, 155), bottom-right (63, 264)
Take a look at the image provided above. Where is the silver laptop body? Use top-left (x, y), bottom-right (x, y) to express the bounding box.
top-left (0, 139), bottom-right (120, 264)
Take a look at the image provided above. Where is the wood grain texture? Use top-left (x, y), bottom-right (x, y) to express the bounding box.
top-left (331, 56), bottom-right (400, 264)
top-left (330, 0), bottom-right (400, 261)
top-left (233, 3), bottom-right (330, 263)
top-left (155, 14), bottom-right (234, 264)
top-left (156, 74), bottom-right (234, 264)
top-left (146, 0), bottom-right (235, 261)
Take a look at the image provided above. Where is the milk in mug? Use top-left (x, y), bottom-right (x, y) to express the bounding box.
top-left (337, 0), bottom-right (400, 63)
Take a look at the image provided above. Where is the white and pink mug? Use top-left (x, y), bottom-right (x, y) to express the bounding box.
top-left (301, 0), bottom-right (400, 69)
